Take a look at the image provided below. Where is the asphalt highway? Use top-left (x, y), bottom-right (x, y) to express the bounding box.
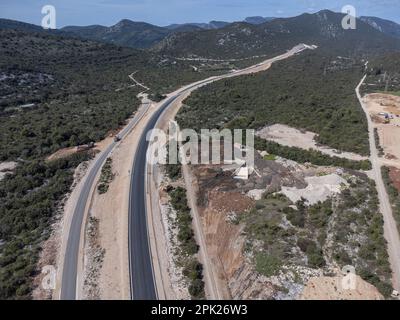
top-left (60, 103), bottom-right (149, 300)
top-left (61, 44), bottom-right (313, 300)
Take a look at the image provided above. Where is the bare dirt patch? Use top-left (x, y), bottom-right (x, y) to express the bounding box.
top-left (158, 182), bottom-right (191, 300)
top-left (46, 128), bottom-right (123, 162)
top-left (32, 216), bottom-right (63, 299)
top-left (208, 190), bottom-right (254, 215)
top-left (46, 147), bottom-right (79, 161)
top-left (0, 161), bottom-right (16, 171)
top-left (256, 124), bottom-right (367, 161)
top-left (367, 93), bottom-right (400, 117)
top-left (364, 94), bottom-right (400, 162)
top-left (0, 161), bottom-right (16, 180)
top-left (300, 275), bottom-right (383, 300)
top-left (389, 167), bottom-right (400, 193)
top-left (280, 173), bottom-right (348, 205)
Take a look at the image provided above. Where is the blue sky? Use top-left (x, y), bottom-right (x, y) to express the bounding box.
top-left (1, 0), bottom-right (399, 27)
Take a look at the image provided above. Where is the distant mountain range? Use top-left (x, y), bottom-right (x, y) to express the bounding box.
top-left (154, 10), bottom-right (400, 59)
top-left (60, 17), bottom-right (278, 48)
top-left (1, 11), bottom-right (400, 54)
top-left (0, 16), bottom-right (277, 49)
top-left (165, 16), bottom-right (275, 30)
top-left (62, 20), bottom-right (171, 49)
top-left (360, 16), bottom-right (400, 39)
top-left (244, 16), bottom-right (276, 24)
top-left (165, 20), bottom-right (230, 31)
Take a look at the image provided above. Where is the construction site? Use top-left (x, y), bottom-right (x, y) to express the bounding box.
top-left (153, 133), bottom-right (393, 299)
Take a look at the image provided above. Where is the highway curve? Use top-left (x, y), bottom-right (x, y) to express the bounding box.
top-left (60, 103), bottom-right (149, 300)
top-left (129, 95), bottom-right (178, 299)
top-left (129, 85), bottom-right (216, 299)
top-left (60, 44), bottom-right (312, 300)
top-left (128, 44), bottom-right (314, 299)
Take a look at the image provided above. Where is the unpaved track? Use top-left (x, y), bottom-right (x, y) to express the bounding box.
top-left (141, 44), bottom-right (317, 299)
top-left (356, 75), bottom-right (400, 292)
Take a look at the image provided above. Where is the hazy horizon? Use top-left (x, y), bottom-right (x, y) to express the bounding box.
top-left (0, 0), bottom-right (399, 28)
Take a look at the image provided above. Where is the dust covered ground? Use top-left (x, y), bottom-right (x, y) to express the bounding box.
top-left (186, 149), bottom-right (393, 299)
top-left (364, 94), bottom-right (400, 162)
top-left (256, 124), bottom-right (367, 161)
top-left (389, 167), bottom-right (400, 193)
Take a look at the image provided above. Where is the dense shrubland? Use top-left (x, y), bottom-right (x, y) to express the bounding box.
top-left (178, 50), bottom-right (370, 156)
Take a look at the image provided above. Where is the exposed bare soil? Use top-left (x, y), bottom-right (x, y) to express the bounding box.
top-left (0, 161), bottom-right (16, 180)
top-left (364, 94), bottom-right (400, 162)
top-left (300, 275), bottom-right (383, 300)
top-left (256, 124), bottom-right (367, 161)
top-left (389, 167), bottom-right (400, 193)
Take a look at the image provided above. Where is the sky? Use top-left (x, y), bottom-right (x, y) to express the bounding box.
top-left (0, 0), bottom-right (399, 27)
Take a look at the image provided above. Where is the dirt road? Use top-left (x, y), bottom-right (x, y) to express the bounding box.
top-left (144, 43), bottom-right (318, 299)
top-left (356, 75), bottom-right (400, 292)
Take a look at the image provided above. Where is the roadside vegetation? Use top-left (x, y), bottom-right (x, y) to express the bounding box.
top-left (382, 167), bottom-right (400, 230)
top-left (165, 164), bottom-right (182, 181)
top-left (167, 186), bottom-right (205, 299)
top-left (0, 152), bottom-right (92, 299)
top-left (374, 128), bottom-right (384, 157)
top-left (97, 158), bottom-right (114, 194)
top-left (0, 27), bottom-right (229, 299)
top-left (0, 26), bottom-right (240, 299)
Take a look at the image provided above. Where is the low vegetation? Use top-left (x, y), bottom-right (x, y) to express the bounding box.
top-left (255, 137), bottom-right (371, 171)
top-left (165, 164), bottom-right (182, 180)
top-left (178, 50), bottom-right (370, 156)
top-left (364, 53), bottom-right (400, 95)
top-left (263, 154), bottom-right (277, 161)
top-left (382, 167), bottom-right (400, 230)
top-left (167, 186), bottom-right (205, 299)
top-left (0, 152), bottom-right (92, 299)
top-left (374, 128), bottom-right (384, 157)
top-left (240, 175), bottom-right (392, 297)
top-left (0, 28), bottom-right (227, 299)
top-left (97, 158), bottom-right (114, 194)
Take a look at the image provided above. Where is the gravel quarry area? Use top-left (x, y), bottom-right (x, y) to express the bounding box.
top-left (256, 124), bottom-right (368, 161)
top-left (280, 173), bottom-right (348, 205)
top-left (182, 143), bottom-right (392, 299)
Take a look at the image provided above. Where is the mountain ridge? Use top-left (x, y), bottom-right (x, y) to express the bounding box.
top-left (360, 16), bottom-right (400, 39)
top-left (1, 10), bottom-right (400, 52)
top-left (153, 10), bottom-right (400, 59)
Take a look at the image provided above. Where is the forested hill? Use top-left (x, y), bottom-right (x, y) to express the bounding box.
top-left (154, 10), bottom-right (400, 59)
top-left (178, 49), bottom-right (370, 156)
top-left (0, 28), bottom-right (235, 160)
top-left (0, 27), bottom-right (228, 299)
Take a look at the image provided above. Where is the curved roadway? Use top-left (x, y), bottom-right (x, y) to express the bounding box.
top-left (128, 44), bottom-right (314, 299)
top-left (61, 44), bottom-right (313, 300)
top-left (60, 103), bottom-right (149, 300)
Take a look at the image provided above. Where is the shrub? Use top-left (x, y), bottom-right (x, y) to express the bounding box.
top-left (255, 253), bottom-right (282, 277)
